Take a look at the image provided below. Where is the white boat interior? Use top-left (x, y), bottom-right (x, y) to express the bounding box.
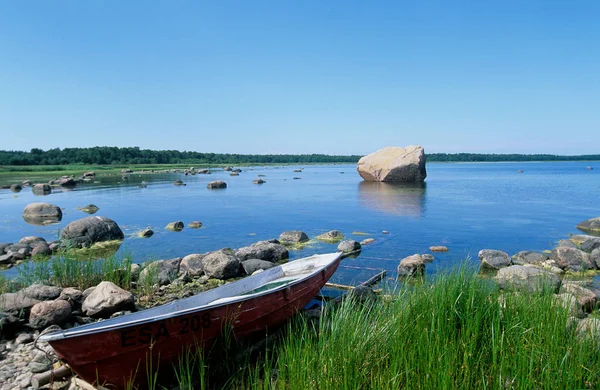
top-left (40, 252), bottom-right (342, 341)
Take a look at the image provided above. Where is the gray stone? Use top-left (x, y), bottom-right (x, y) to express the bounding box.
top-left (576, 217), bottom-right (600, 236)
top-left (0, 293), bottom-right (40, 316)
top-left (592, 248), bottom-right (600, 269)
top-left (58, 287), bottom-right (84, 306)
top-left (235, 242), bottom-right (289, 262)
top-left (188, 221), bottom-right (202, 229)
top-left (553, 293), bottom-right (584, 318)
top-left (241, 259), bottom-right (276, 275)
top-left (17, 236), bottom-right (46, 246)
top-left (139, 258), bottom-right (182, 286)
top-left (337, 240), bottom-right (361, 253)
top-left (203, 250), bottom-right (241, 279)
top-left (495, 265), bottom-right (561, 293)
top-left (580, 236), bottom-right (600, 253)
top-left (82, 281), bottom-right (134, 318)
top-left (512, 251), bottom-right (548, 265)
top-left (31, 242), bottom-right (51, 257)
top-left (279, 231), bottom-right (309, 243)
top-left (576, 317), bottom-right (600, 339)
top-left (29, 361), bottom-right (51, 373)
top-left (397, 254), bottom-right (426, 278)
top-left (315, 230), bottom-right (344, 243)
top-left (560, 282), bottom-right (598, 312)
top-left (173, 180), bottom-right (186, 186)
top-left (207, 180), bottom-right (227, 189)
top-left (478, 249), bottom-right (511, 271)
top-left (360, 238), bottom-right (375, 245)
top-left (9, 184), bottom-right (22, 193)
top-left (58, 177), bottom-right (77, 187)
top-left (0, 242), bottom-right (12, 254)
top-left (357, 145), bottom-right (427, 182)
top-left (29, 300), bottom-right (72, 329)
top-left (32, 183), bottom-right (52, 195)
top-left (180, 254), bottom-right (206, 277)
top-left (15, 332), bottom-right (34, 345)
top-left (22, 284), bottom-right (62, 301)
top-left (558, 239), bottom-right (577, 248)
top-left (550, 246), bottom-right (595, 272)
top-left (166, 221), bottom-right (184, 232)
top-left (252, 178), bottom-right (265, 184)
top-left (22, 203), bottom-right (62, 225)
top-left (60, 216), bottom-right (124, 248)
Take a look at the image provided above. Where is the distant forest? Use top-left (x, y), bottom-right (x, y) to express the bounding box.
top-left (0, 147), bottom-right (599, 165)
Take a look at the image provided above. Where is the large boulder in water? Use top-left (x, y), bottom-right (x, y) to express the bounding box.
top-left (22, 203), bottom-right (62, 225)
top-left (60, 216), bottom-right (124, 248)
top-left (357, 146), bottom-right (427, 182)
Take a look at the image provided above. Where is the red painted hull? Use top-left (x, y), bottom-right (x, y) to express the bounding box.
top-left (47, 255), bottom-right (342, 388)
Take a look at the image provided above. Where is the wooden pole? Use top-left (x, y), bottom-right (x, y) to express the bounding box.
top-left (31, 365), bottom-right (72, 389)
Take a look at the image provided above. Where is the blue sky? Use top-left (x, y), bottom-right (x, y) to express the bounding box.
top-left (1, 1), bottom-right (598, 155)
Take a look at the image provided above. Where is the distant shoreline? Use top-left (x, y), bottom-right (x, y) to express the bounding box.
top-left (1, 146), bottom-right (599, 166)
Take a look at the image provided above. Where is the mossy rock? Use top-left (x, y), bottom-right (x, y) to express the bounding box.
top-left (315, 230), bottom-right (344, 244)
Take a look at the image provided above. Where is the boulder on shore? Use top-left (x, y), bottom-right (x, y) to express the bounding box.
top-left (60, 216), bottom-right (124, 248)
top-left (29, 300), bottom-right (72, 329)
top-left (478, 249), bottom-right (511, 271)
top-left (357, 145), bottom-right (427, 182)
top-left (82, 281), bottom-right (135, 318)
top-left (550, 246), bottom-right (595, 272)
top-left (235, 242), bottom-right (289, 262)
top-left (202, 250), bottom-right (240, 279)
top-left (139, 258), bottom-right (182, 286)
top-left (495, 265), bottom-right (561, 293)
top-left (397, 254), bottom-right (427, 279)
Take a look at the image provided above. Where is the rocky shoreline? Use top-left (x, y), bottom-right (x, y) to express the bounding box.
top-left (2, 204), bottom-right (600, 389)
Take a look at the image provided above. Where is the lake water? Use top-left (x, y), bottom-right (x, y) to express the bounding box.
top-left (1, 162), bottom-right (599, 285)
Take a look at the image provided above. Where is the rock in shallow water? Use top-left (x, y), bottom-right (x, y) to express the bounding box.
top-left (357, 145), bottom-right (427, 183)
top-left (60, 216), bottom-right (124, 248)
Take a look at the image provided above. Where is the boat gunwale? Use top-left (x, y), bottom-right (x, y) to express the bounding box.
top-left (39, 252), bottom-right (342, 342)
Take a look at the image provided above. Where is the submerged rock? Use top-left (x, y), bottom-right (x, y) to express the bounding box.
top-left (166, 221), bottom-right (184, 232)
top-left (77, 204), bottom-right (100, 214)
top-left (315, 230), bottom-right (344, 243)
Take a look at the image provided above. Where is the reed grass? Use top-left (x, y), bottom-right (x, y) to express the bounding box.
top-left (14, 252), bottom-right (133, 291)
top-left (235, 266), bottom-right (600, 389)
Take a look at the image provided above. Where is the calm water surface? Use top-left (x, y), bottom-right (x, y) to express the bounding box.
top-left (1, 162), bottom-right (599, 285)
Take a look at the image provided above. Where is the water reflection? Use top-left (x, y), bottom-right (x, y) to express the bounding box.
top-left (358, 181), bottom-right (427, 217)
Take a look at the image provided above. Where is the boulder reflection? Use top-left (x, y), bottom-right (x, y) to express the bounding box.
top-left (358, 181), bottom-right (427, 217)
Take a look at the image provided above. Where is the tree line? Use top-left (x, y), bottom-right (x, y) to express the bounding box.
top-left (0, 147), bottom-right (598, 165)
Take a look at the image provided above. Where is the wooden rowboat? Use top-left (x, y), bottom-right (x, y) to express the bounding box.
top-left (40, 252), bottom-right (343, 388)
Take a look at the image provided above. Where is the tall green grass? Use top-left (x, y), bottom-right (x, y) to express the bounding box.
top-left (236, 266), bottom-right (600, 389)
top-left (15, 252), bottom-right (133, 290)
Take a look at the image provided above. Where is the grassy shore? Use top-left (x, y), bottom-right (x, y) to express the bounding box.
top-left (174, 267), bottom-right (600, 389)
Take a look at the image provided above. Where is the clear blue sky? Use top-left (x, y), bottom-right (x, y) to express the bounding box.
top-left (1, 1), bottom-right (598, 155)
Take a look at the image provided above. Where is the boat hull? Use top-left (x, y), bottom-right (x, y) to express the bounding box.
top-left (47, 254), bottom-right (342, 388)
